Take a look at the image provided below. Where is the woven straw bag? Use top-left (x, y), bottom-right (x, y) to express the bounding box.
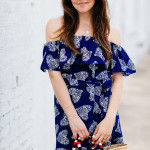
top-left (103, 144), bottom-right (128, 150)
top-left (72, 132), bottom-right (128, 150)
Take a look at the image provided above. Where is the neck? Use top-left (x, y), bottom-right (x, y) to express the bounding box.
top-left (78, 10), bottom-right (92, 26)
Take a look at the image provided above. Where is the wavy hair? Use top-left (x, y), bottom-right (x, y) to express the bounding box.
top-left (51, 0), bottom-right (112, 61)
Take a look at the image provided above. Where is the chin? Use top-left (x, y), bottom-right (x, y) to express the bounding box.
top-left (76, 5), bottom-right (93, 13)
top-left (71, 0), bottom-right (95, 13)
top-left (77, 8), bottom-right (91, 13)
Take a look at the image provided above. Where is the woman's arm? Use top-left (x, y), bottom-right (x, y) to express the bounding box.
top-left (105, 26), bottom-right (123, 121)
top-left (46, 18), bottom-right (78, 119)
top-left (92, 26), bottom-right (123, 145)
top-left (45, 18), bottom-right (89, 141)
top-left (93, 71), bottom-right (123, 145)
top-left (105, 72), bottom-right (123, 121)
top-left (48, 70), bottom-right (79, 118)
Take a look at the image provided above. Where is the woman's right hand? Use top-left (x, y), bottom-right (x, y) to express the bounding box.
top-left (68, 115), bottom-right (89, 141)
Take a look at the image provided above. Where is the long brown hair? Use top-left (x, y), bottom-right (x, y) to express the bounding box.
top-left (52, 0), bottom-right (112, 61)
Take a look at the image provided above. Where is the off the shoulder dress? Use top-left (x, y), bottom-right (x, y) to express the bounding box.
top-left (40, 35), bottom-right (136, 150)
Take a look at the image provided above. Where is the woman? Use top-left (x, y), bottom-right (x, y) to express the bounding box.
top-left (40, 0), bottom-right (136, 149)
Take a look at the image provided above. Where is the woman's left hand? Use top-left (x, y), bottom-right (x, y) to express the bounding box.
top-left (92, 117), bottom-right (115, 145)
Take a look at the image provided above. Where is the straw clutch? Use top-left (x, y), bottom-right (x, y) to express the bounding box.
top-left (72, 132), bottom-right (128, 150)
top-left (103, 144), bottom-right (128, 150)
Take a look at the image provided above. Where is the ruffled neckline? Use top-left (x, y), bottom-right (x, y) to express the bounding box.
top-left (43, 35), bottom-right (126, 66)
top-left (45, 35), bottom-right (123, 49)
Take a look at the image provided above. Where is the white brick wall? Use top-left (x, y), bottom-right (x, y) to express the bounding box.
top-left (0, 0), bottom-right (41, 149)
top-left (0, 0), bottom-right (150, 150)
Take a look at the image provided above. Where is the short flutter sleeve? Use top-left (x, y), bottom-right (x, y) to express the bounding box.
top-left (110, 42), bottom-right (136, 76)
top-left (40, 41), bottom-right (61, 72)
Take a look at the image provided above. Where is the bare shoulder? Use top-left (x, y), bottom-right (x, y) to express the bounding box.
top-left (108, 25), bottom-right (121, 46)
top-left (45, 16), bottom-right (63, 42)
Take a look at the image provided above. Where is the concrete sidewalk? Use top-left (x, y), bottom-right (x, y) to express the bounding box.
top-left (118, 51), bottom-right (150, 150)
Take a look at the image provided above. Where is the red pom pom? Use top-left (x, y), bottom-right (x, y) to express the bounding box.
top-left (73, 142), bottom-right (77, 145)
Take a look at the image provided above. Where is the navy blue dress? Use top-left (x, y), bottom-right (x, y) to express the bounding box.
top-left (40, 35), bottom-right (136, 150)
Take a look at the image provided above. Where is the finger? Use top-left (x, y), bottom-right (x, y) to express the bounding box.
top-left (92, 128), bottom-right (99, 141)
top-left (106, 135), bottom-right (111, 143)
top-left (95, 134), bottom-right (104, 145)
top-left (85, 129), bottom-right (89, 138)
top-left (93, 130), bottom-right (101, 142)
top-left (73, 132), bottom-right (77, 140)
top-left (101, 135), bottom-right (107, 144)
top-left (83, 129), bottom-right (88, 139)
top-left (78, 132), bottom-right (84, 141)
top-left (81, 130), bottom-right (86, 140)
top-left (93, 126), bottom-right (99, 135)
